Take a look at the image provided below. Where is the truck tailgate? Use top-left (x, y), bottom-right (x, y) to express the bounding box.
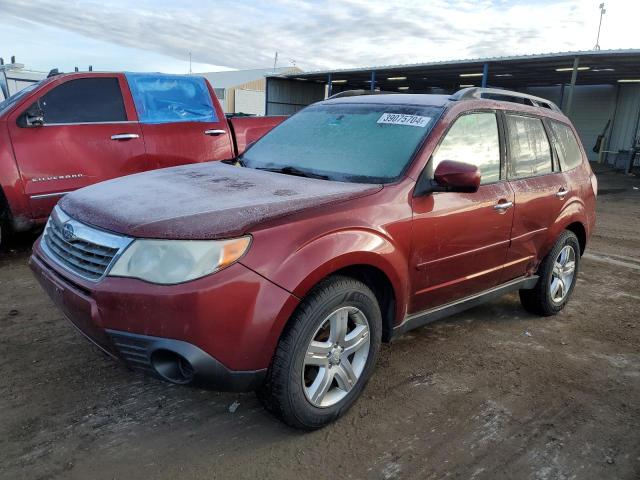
top-left (229, 116), bottom-right (287, 156)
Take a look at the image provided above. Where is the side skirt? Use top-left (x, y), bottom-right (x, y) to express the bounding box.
top-left (392, 275), bottom-right (539, 339)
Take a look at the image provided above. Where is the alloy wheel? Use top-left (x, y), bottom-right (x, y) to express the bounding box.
top-left (302, 306), bottom-right (370, 408)
top-left (550, 245), bottom-right (576, 303)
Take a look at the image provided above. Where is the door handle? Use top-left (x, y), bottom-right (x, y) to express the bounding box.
top-left (494, 201), bottom-right (513, 211)
top-left (556, 187), bottom-right (569, 198)
top-left (204, 129), bottom-right (226, 136)
top-left (111, 133), bottom-right (140, 141)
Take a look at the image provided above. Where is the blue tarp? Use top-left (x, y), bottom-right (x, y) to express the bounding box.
top-left (125, 73), bottom-right (218, 124)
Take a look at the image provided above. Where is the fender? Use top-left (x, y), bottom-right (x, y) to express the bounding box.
top-left (0, 120), bottom-right (30, 230)
top-left (244, 226), bottom-right (412, 349)
top-left (547, 196), bottom-right (588, 255)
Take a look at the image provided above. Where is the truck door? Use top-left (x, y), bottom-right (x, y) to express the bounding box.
top-left (125, 73), bottom-right (234, 169)
top-left (7, 74), bottom-right (148, 219)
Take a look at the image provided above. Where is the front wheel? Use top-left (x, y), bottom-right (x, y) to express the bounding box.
top-left (519, 230), bottom-right (580, 316)
top-left (257, 275), bottom-right (382, 430)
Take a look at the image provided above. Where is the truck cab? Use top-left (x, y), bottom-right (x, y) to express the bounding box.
top-left (0, 71), bottom-right (285, 246)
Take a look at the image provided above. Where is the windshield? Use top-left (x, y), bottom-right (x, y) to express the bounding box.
top-left (242, 103), bottom-right (442, 183)
top-left (0, 81), bottom-right (42, 117)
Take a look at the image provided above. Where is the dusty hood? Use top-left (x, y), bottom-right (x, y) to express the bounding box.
top-left (59, 162), bottom-right (381, 239)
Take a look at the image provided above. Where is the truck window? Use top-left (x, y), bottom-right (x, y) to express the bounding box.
top-left (505, 114), bottom-right (552, 179)
top-left (432, 112), bottom-right (501, 184)
top-left (549, 121), bottom-right (583, 171)
top-left (37, 78), bottom-right (127, 124)
top-left (125, 73), bottom-right (218, 124)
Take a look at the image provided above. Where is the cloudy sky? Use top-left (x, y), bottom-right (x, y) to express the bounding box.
top-left (0, 0), bottom-right (637, 74)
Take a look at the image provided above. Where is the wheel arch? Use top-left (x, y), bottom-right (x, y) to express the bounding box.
top-left (565, 221), bottom-right (586, 255)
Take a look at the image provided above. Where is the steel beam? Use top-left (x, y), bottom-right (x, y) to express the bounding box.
top-left (565, 57), bottom-right (580, 116)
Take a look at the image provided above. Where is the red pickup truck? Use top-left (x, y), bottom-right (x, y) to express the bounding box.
top-left (0, 71), bottom-right (284, 246)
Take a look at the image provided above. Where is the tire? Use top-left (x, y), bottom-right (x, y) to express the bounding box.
top-left (257, 275), bottom-right (382, 430)
top-left (519, 230), bottom-right (581, 316)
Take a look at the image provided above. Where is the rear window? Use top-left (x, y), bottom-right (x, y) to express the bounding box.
top-left (550, 121), bottom-right (583, 171)
top-left (126, 73), bottom-right (218, 124)
top-left (242, 103), bottom-right (441, 183)
top-left (505, 114), bottom-right (552, 179)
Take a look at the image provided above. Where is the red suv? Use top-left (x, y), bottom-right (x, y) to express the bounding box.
top-left (30, 88), bottom-right (597, 429)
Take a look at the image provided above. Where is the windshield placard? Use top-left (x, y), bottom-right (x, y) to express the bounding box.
top-left (377, 113), bottom-right (431, 128)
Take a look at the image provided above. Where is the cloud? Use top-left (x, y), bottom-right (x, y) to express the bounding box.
top-left (0, 0), bottom-right (637, 72)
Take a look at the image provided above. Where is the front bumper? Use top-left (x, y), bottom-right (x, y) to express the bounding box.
top-left (30, 239), bottom-right (299, 391)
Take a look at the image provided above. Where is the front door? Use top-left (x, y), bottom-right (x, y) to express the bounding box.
top-left (8, 74), bottom-right (148, 219)
top-left (410, 111), bottom-right (515, 313)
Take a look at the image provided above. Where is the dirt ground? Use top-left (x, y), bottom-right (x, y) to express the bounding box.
top-left (1, 165), bottom-right (639, 480)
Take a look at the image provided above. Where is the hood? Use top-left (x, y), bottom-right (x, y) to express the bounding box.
top-left (59, 162), bottom-right (381, 240)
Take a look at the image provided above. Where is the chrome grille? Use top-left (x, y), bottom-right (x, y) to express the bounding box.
top-left (42, 206), bottom-right (132, 281)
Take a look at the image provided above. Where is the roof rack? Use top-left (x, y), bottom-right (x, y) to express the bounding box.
top-left (450, 87), bottom-right (561, 112)
top-left (328, 89), bottom-right (395, 99)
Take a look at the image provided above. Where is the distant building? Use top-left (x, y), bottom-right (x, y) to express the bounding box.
top-left (200, 67), bottom-right (301, 115)
top-left (0, 58), bottom-right (46, 101)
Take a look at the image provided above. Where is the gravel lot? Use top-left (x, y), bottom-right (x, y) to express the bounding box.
top-left (1, 166), bottom-right (639, 480)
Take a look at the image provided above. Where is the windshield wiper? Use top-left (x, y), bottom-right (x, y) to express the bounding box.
top-left (256, 166), bottom-right (329, 180)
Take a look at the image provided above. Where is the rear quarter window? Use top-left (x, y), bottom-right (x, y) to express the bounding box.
top-left (550, 121), bottom-right (584, 171)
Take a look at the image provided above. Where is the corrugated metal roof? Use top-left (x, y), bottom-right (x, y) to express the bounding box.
top-left (277, 49), bottom-right (640, 77)
top-left (199, 66), bottom-right (301, 89)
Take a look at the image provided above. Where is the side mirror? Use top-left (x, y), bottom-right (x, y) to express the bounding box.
top-left (434, 160), bottom-right (481, 193)
top-left (18, 102), bottom-right (45, 128)
top-left (414, 160), bottom-right (481, 196)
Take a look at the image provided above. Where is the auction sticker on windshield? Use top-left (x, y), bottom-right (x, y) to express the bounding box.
top-left (377, 113), bottom-right (431, 127)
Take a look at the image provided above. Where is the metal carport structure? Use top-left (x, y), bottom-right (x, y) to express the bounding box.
top-left (265, 50), bottom-right (640, 166)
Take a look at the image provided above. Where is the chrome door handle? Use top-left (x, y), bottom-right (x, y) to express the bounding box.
top-left (494, 201), bottom-right (513, 211)
top-left (111, 133), bottom-right (140, 141)
top-left (204, 129), bottom-right (226, 136)
top-left (556, 188), bottom-right (569, 198)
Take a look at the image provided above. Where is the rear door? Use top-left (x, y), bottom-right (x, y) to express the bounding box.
top-left (125, 74), bottom-right (234, 168)
top-left (8, 74), bottom-right (148, 219)
top-left (500, 112), bottom-right (566, 282)
top-left (410, 111), bottom-right (515, 312)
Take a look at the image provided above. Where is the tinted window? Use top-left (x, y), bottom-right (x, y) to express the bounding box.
top-left (126, 73), bottom-right (218, 124)
top-left (506, 114), bottom-right (552, 179)
top-left (550, 121), bottom-right (583, 171)
top-left (432, 112), bottom-right (501, 184)
top-left (242, 104), bottom-right (441, 183)
top-left (38, 78), bottom-right (126, 124)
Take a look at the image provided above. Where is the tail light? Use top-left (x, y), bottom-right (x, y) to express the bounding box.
top-left (590, 173), bottom-right (598, 197)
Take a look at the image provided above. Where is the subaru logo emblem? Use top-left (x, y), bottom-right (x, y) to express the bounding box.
top-left (62, 223), bottom-right (75, 242)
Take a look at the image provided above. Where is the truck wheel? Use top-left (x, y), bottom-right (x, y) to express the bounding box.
top-left (257, 275), bottom-right (382, 430)
top-left (519, 230), bottom-right (580, 316)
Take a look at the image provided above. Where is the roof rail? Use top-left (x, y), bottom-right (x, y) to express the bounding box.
top-left (328, 89), bottom-right (395, 99)
top-left (450, 87), bottom-right (561, 112)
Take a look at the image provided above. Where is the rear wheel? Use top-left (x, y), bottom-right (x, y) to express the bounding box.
top-left (519, 230), bottom-right (580, 316)
top-left (257, 275), bottom-right (382, 430)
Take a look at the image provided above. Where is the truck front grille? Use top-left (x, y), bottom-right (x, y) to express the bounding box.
top-left (41, 206), bottom-right (132, 281)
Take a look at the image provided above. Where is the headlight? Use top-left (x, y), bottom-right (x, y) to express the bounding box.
top-left (109, 236), bottom-right (251, 284)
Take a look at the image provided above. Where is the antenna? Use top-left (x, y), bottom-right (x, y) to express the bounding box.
top-left (594, 3), bottom-right (606, 51)
top-left (273, 51), bottom-right (278, 71)
top-left (189, 52), bottom-right (192, 74)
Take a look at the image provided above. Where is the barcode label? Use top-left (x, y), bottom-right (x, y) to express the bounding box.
top-left (377, 113), bottom-right (431, 127)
